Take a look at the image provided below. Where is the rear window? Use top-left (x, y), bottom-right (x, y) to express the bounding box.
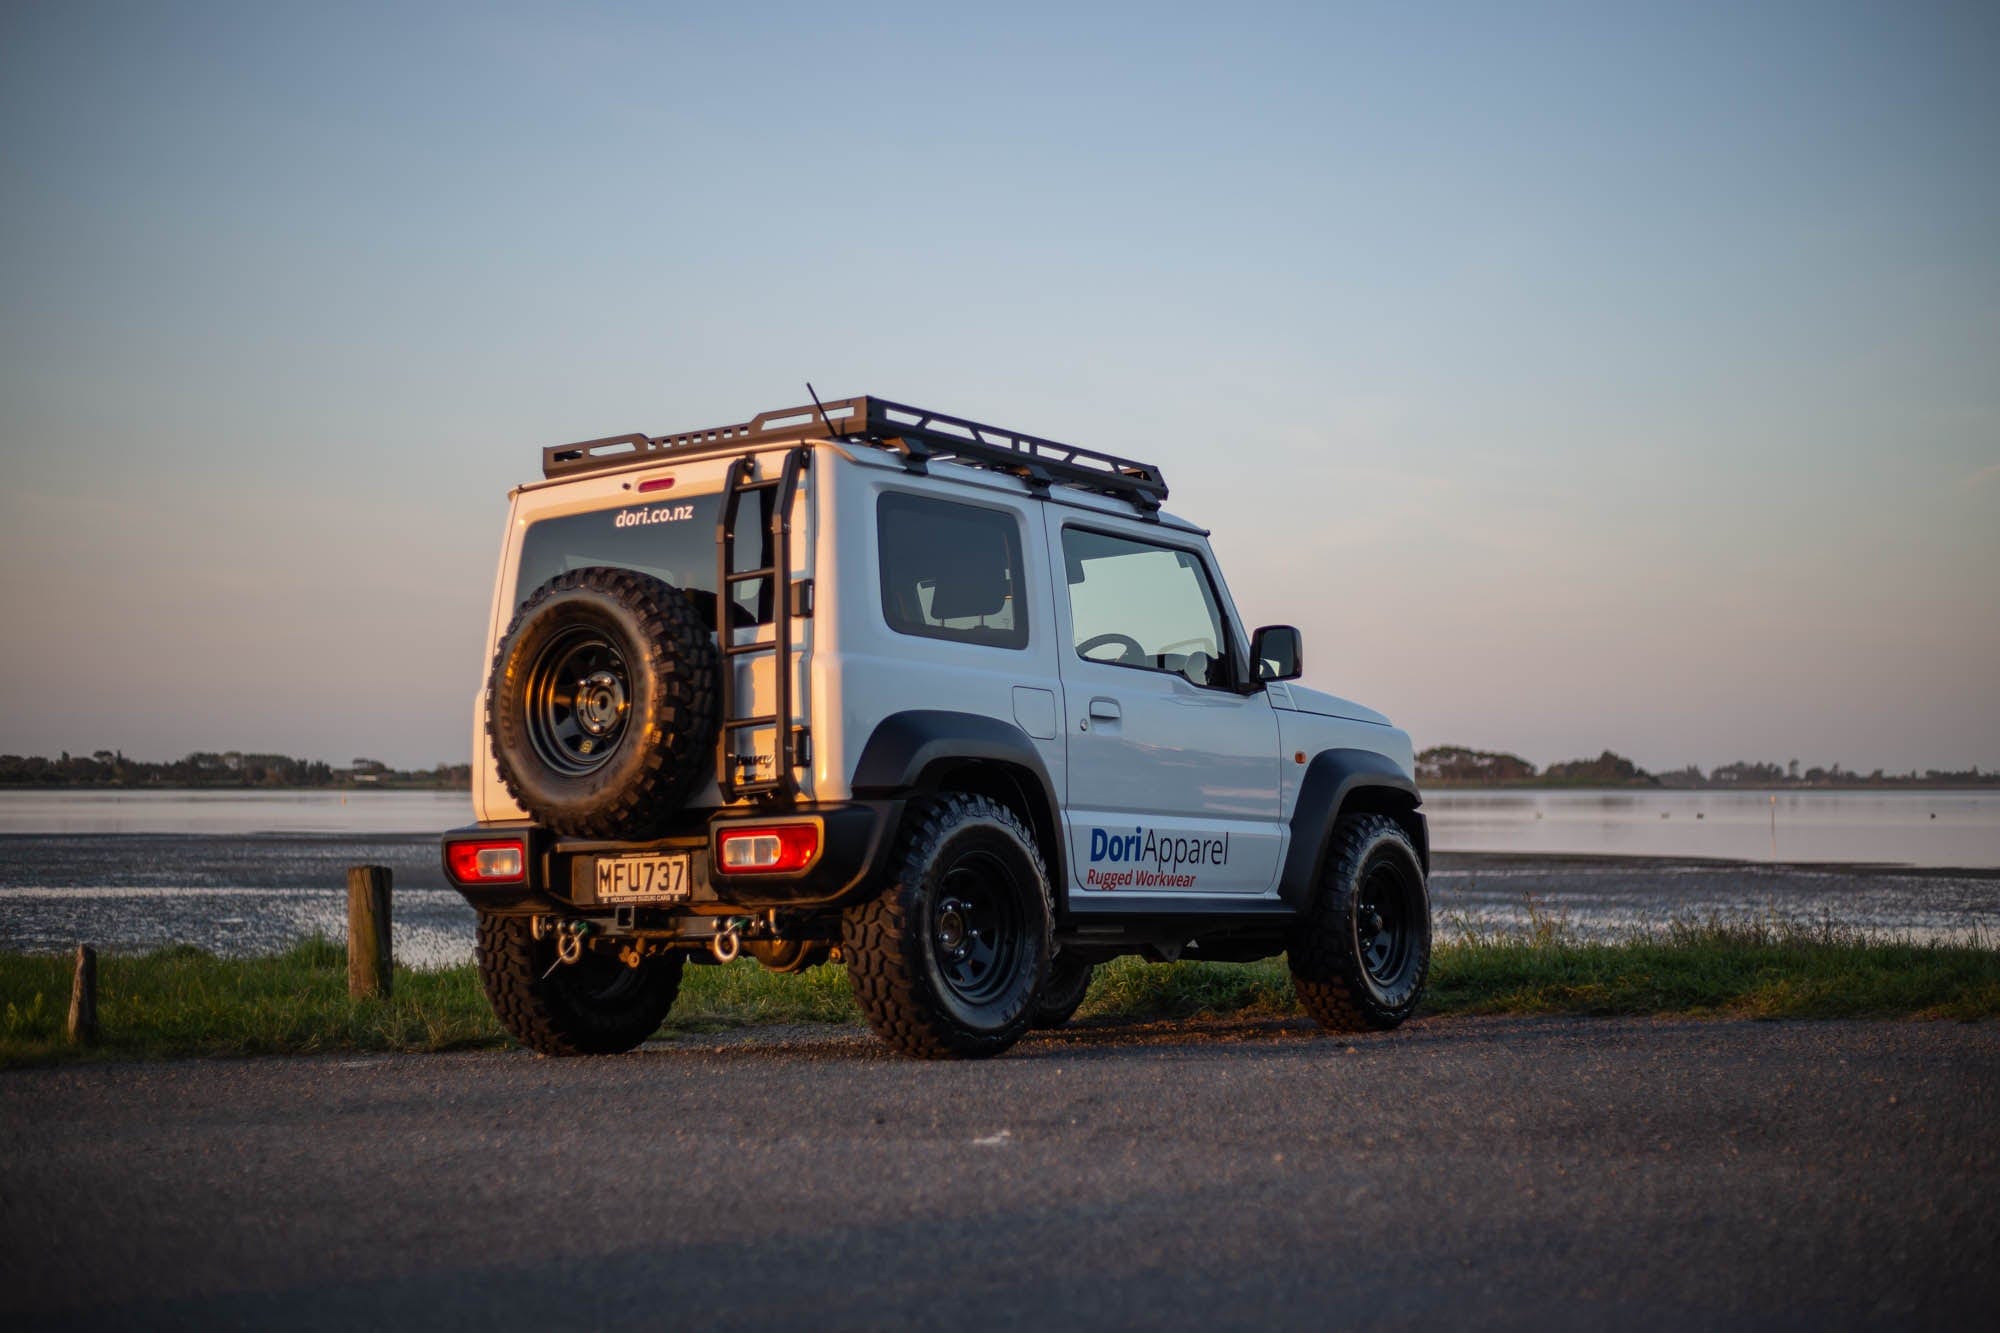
top-left (515, 493), bottom-right (771, 627)
top-left (877, 492), bottom-right (1027, 649)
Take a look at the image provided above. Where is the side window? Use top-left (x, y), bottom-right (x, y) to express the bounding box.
top-left (1062, 527), bottom-right (1230, 687)
top-left (877, 492), bottom-right (1028, 649)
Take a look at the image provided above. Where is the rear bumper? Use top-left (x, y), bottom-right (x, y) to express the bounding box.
top-left (441, 800), bottom-right (903, 917)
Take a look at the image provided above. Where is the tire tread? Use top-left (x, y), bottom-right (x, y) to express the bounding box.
top-left (1287, 813), bottom-right (1430, 1033)
top-left (476, 914), bottom-right (682, 1056)
top-left (842, 794), bottom-right (1050, 1060)
top-left (487, 566), bottom-right (718, 840)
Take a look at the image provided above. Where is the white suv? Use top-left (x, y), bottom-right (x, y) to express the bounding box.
top-left (443, 395), bottom-right (1431, 1059)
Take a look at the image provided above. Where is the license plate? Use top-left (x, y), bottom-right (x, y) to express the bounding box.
top-left (594, 853), bottom-right (692, 903)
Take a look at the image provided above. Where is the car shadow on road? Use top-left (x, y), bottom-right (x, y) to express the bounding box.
top-left (633, 1010), bottom-right (1674, 1065)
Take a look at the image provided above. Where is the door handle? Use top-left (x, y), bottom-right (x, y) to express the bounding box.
top-left (1088, 697), bottom-right (1122, 721)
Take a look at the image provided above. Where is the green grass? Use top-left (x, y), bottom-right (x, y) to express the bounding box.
top-left (0, 939), bottom-right (505, 1069)
top-left (4, 922), bottom-right (1995, 1069)
top-left (1429, 918), bottom-right (2000, 1021)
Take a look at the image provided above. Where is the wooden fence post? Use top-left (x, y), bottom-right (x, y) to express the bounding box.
top-left (346, 865), bottom-right (393, 999)
top-left (68, 944), bottom-right (97, 1045)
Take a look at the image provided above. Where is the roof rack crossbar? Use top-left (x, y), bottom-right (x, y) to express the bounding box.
top-left (542, 394), bottom-right (1166, 513)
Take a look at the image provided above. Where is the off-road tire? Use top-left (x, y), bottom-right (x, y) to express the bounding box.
top-left (476, 914), bottom-right (683, 1056)
top-left (1030, 949), bottom-right (1095, 1029)
top-left (488, 566), bottom-right (718, 839)
top-left (1287, 813), bottom-right (1430, 1032)
top-left (842, 795), bottom-right (1053, 1060)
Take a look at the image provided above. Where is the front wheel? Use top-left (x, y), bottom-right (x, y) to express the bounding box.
top-left (1286, 813), bottom-right (1430, 1032)
top-left (842, 795), bottom-right (1053, 1059)
top-left (476, 914), bottom-right (683, 1055)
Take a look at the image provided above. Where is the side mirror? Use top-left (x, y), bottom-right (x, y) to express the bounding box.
top-left (1250, 625), bottom-right (1303, 683)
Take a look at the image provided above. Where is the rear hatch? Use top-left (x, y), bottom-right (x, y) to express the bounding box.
top-left (472, 451), bottom-right (811, 823)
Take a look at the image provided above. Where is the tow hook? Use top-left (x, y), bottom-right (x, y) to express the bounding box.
top-left (710, 919), bottom-right (745, 964)
top-left (534, 916), bottom-right (593, 968)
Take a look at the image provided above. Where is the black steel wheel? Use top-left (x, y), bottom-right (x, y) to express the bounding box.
top-left (522, 627), bottom-right (631, 777)
top-left (842, 794), bottom-right (1052, 1059)
top-left (931, 849), bottom-right (1030, 1008)
top-left (1030, 949), bottom-right (1096, 1029)
top-left (1286, 812), bottom-right (1430, 1032)
top-left (1354, 857), bottom-right (1420, 988)
top-left (488, 567), bottom-right (717, 838)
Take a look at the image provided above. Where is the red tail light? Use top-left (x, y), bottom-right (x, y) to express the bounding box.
top-left (447, 838), bottom-right (526, 883)
top-left (715, 822), bottom-right (820, 874)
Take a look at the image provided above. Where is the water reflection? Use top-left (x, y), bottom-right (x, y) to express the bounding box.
top-left (1426, 789), bottom-right (1999, 868)
top-left (0, 790), bottom-right (472, 836)
top-left (1, 789), bottom-right (1995, 963)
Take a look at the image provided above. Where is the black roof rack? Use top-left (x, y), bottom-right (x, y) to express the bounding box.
top-left (542, 395), bottom-right (1167, 514)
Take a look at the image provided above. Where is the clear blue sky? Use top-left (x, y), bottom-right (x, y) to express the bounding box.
top-left (2, 1), bottom-right (1995, 773)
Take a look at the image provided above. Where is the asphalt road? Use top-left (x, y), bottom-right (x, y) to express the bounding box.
top-left (3, 1015), bottom-right (1996, 1331)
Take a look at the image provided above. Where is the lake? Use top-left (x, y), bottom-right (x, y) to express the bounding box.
top-left (5, 788), bottom-right (1995, 867)
top-left (0, 788), bottom-right (1995, 961)
top-left (1425, 788), bottom-right (2000, 868)
top-left (0, 789), bottom-right (472, 836)
top-left (0, 791), bottom-right (476, 964)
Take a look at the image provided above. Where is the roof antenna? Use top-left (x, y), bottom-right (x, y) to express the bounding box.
top-left (806, 382), bottom-right (837, 437)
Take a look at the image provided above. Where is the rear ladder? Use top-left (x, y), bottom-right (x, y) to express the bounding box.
top-left (715, 447), bottom-right (810, 802)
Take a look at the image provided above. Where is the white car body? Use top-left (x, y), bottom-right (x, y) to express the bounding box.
top-left (470, 437), bottom-right (1416, 915)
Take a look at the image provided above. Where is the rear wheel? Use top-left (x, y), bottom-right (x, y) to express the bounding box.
top-left (1287, 813), bottom-right (1430, 1032)
top-left (476, 914), bottom-right (683, 1056)
top-left (842, 795), bottom-right (1052, 1059)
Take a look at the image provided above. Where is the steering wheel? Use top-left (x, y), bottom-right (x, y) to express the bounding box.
top-left (1077, 631), bottom-right (1147, 664)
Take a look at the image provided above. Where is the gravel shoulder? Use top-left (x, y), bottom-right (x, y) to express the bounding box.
top-left (3, 1014), bottom-right (1996, 1330)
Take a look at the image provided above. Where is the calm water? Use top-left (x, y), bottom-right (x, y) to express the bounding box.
top-left (7, 788), bottom-right (1993, 864)
top-left (0, 791), bottom-right (475, 965)
top-left (1427, 788), bottom-right (2000, 868)
top-left (0, 789), bottom-right (471, 835)
top-left (0, 789), bottom-right (1995, 962)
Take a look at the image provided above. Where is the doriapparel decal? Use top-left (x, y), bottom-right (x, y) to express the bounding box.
top-left (1083, 826), bottom-right (1229, 890)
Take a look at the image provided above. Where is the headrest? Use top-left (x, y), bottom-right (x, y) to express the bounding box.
top-left (927, 552), bottom-right (1011, 620)
top-left (880, 498), bottom-right (1017, 622)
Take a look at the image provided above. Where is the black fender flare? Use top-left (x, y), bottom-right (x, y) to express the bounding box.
top-left (1279, 749), bottom-right (1428, 910)
top-left (852, 710), bottom-right (1068, 889)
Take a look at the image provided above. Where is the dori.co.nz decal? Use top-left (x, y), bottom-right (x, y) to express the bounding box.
top-left (613, 503), bottom-right (695, 528)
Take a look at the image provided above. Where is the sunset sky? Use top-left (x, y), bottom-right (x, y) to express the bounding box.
top-left (2, 1), bottom-right (1994, 774)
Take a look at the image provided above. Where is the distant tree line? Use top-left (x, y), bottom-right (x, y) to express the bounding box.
top-left (0, 750), bottom-right (472, 789)
top-left (1419, 747), bottom-right (1656, 787)
top-left (1417, 746), bottom-right (1995, 789)
top-left (1414, 746), bottom-right (1541, 784)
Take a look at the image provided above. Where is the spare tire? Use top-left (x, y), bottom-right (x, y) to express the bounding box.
top-left (487, 566), bottom-right (719, 838)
